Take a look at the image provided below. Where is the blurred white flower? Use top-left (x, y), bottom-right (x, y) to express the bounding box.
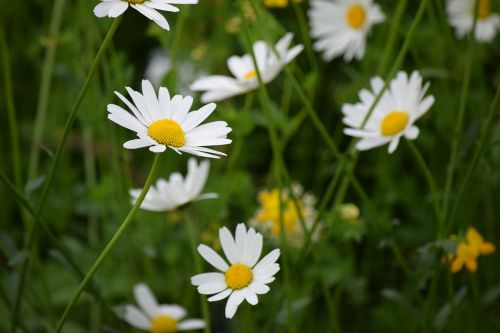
top-left (93, 0), bottom-right (198, 31)
top-left (190, 33), bottom-right (303, 103)
top-left (446, 0), bottom-right (500, 43)
top-left (342, 71), bottom-right (435, 153)
top-left (107, 79), bottom-right (232, 158)
top-left (191, 223), bottom-right (280, 319)
top-left (130, 158), bottom-right (218, 212)
top-left (145, 49), bottom-right (171, 88)
top-left (308, 0), bottom-right (385, 61)
top-left (119, 283), bottom-right (205, 332)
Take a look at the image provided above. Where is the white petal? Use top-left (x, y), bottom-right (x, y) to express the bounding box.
top-left (122, 305), bottom-right (150, 330)
top-left (219, 227), bottom-right (239, 264)
top-left (178, 319), bottom-right (206, 330)
top-left (124, 138), bottom-right (152, 149)
top-left (197, 244), bottom-right (229, 271)
top-left (109, 1), bottom-right (128, 17)
top-left (252, 249), bottom-right (280, 273)
top-left (225, 290), bottom-right (245, 319)
top-left (191, 272), bottom-right (225, 286)
top-left (134, 283), bottom-right (159, 319)
top-left (207, 288), bottom-right (232, 302)
top-left (156, 305), bottom-right (187, 320)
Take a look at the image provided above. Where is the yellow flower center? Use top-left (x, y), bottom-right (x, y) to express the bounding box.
top-left (225, 263), bottom-right (253, 290)
top-left (477, 0), bottom-right (491, 19)
top-left (127, 0), bottom-right (146, 4)
top-left (148, 119), bottom-right (185, 147)
top-left (380, 111), bottom-right (409, 136)
top-left (151, 315), bottom-right (178, 333)
top-left (244, 70), bottom-right (257, 79)
top-left (346, 4), bottom-right (366, 29)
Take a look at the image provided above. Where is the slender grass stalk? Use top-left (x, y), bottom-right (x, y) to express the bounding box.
top-left (291, 2), bottom-right (318, 73)
top-left (185, 211), bottom-right (212, 333)
top-left (442, 6), bottom-right (477, 225)
top-left (447, 84), bottom-right (500, 231)
top-left (237, 3), bottom-right (296, 332)
top-left (0, 28), bottom-right (22, 192)
top-left (10, 17), bottom-right (122, 333)
top-left (28, 0), bottom-right (66, 182)
top-left (52, 153), bottom-right (161, 333)
top-left (406, 140), bottom-right (445, 234)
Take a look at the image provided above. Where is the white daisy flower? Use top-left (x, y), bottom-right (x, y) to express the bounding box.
top-left (342, 71), bottom-right (435, 153)
top-left (119, 283), bottom-right (205, 332)
top-left (191, 223), bottom-right (280, 319)
top-left (107, 79), bottom-right (232, 158)
top-left (93, 0), bottom-right (198, 31)
top-left (308, 0), bottom-right (385, 61)
top-left (130, 158), bottom-right (218, 212)
top-left (446, 0), bottom-right (500, 43)
top-left (190, 33), bottom-right (303, 103)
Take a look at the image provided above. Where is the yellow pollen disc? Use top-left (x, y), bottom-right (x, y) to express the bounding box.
top-left (127, 0), bottom-right (146, 4)
top-left (477, 0), bottom-right (491, 19)
top-left (151, 315), bottom-right (178, 333)
top-left (380, 111), bottom-right (409, 136)
top-left (148, 119), bottom-right (185, 147)
top-left (244, 70), bottom-right (257, 79)
top-left (225, 263), bottom-right (253, 290)
top-left (346, 5), bottom-right (366, 29)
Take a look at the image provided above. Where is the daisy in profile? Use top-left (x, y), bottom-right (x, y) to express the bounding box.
top-left (190, 33), bottom-right (303, 103)
top-left (130, 158), bottom-right (217, 212)
top-left (191, 223), bottom-right (280, 319)
top-left (308, 0), bottom-right (385, 61)
top-left (118, 283), bottom-right (205, 332)
top-left (93, 0), bottom-right (198, 31)
top-left (446, 0), bottom-right (500, 43)
top-left (249, 184), bottom-right (317, 247)
top-left (107, 79), bottom-right (232, 158)
top-left (342, 71), bottom-right (435, 153)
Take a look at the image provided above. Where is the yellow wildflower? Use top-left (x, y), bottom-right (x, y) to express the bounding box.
top-left (450, 227), bottom-right (495, 274)
top-left (263, 0), bottom-right (303, 9)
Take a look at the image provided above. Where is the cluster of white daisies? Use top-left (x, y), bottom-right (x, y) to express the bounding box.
top-left (90, 0), bottom-right (498, 331)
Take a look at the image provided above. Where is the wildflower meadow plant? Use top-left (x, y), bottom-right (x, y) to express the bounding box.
top-left (3, 0), bottom-right (500, 332)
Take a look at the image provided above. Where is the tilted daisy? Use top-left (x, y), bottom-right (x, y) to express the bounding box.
top-left (107, 79), bottom-right (232, 158)
top-left (191, 223), bottom-right (280, 319)
top-left (93, 0), bottom-right (198, 31)
top-left (308, 0), bottom-right (385, 61)
top-left (119, 283), bottom-right (205, 333)
top-left (190, 33), bottom-right (303, 103)
top-left (342, 71), bottom-right (435, 153)
top-left (130, 157), bottom-right (218, 212)
top-left (446, 0), bottom-right (500, 43)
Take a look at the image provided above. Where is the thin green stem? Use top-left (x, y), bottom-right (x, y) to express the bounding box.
top-left (28, 0), bottom-right (66, 181)
top-left (185, 212), bottom-right (212, 333)
top-left (406, 140), bottom-right (445, 235)
top-left (291, 2), bottom-right (318, 73)
top-left (0, 28), bottom-right (22, 191)
top-left (442, 4), bottom-right (477, 225)
top-left (52, 152), bottom-right (161, 333)
top-left (447, 84), bottom-right (500, 232)
top-left (10, 17), bottom-right (121, 333)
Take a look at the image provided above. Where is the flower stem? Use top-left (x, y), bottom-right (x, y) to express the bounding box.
top-left (27, 0), bottom-right (66, 182)
top-left (10, 17), bottom-right (121, 333)
top-left (185, 212), bottom-right (212, 333)
top-left (52, 152), bottom-right (161, 333)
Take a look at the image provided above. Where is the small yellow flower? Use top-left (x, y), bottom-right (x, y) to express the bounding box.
top-left (450, 227), bottom-right (495, 274)
top-left (263, 0), bottom-right (303, 8)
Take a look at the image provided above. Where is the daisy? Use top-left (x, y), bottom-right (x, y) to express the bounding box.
top-left (249, 184), bottom-right (317, 247)
top-left (446, 0), bottom-right (500, 43)
top-left (130, 158), bottom-right (218, 212)
top-left (107, 79), bottom-right (232, 158)
top-left (119, 283), bottom-right (205, 332)
top-left (308, 0), bottom-right (385, 61)
top-left (191, 223), bottom-right (280, 319)
top-left (93, 0), bottom-right (198, 31)
top-left (190, 33), bottom-right (303, 103)
top-left (342, 71), bottom-right (435, 153)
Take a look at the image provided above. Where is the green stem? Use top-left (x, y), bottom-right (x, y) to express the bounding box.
top-left (406, 140), bottom-right (445, 235)
top-left (442, 7), bottom-right (476, 225)
top-left (447, 84), bottom-right (500, 231)
top-left (10, 17), bottom-right (121, 333)
top-left (291, 2), bottom-right (318, 73)
top-left (28, 0), bottom-right (66, 182)
top-left (185, 212), bottom-right (212, 333)
top-left (52, 152), bottom-right (161, 333)
top-left (0, 28), bottom-right (22, 191)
